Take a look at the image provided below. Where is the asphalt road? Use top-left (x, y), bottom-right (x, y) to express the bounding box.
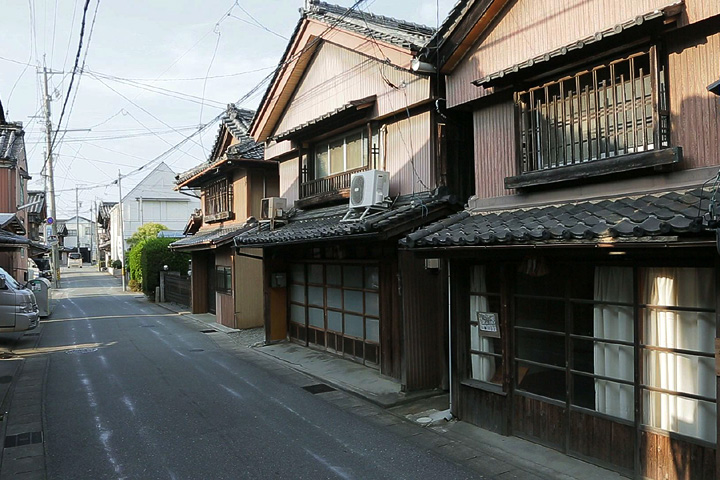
top-left (39, 267), bottom-right (476, 480)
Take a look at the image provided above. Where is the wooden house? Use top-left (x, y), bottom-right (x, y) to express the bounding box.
top-left (171, 105), bottom-right (277, 329)
top-left (0, 117), bottom-right (32, 281)
top-left (403, 0), bottom-right (720, 478)
top-left (234, 0), bottom-right (461, 391)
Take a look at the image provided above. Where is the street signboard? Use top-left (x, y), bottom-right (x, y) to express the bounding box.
top-left (46, 225), bottom-right (53, 239)
top-left (47, 217), bottom-right (54, 225)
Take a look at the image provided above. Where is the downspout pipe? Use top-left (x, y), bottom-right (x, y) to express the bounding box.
top-left (447, 259), bottom-right (452, 413)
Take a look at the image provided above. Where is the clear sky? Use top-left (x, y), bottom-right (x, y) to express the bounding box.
top-left (0, 0), bottom-right (454, 220)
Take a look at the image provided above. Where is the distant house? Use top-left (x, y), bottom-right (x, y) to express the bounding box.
top-left (171, 105), bottom-right (275, 329)
top-left (109, 162), bottom-right (199, 262)
top-left (57, 216), bottom-right (96, 263)
top-left (96, 201), bottom-right (116, 266)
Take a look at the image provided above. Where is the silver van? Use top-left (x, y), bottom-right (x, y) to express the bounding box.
top-left (0, 267), bottom-right (39, 332)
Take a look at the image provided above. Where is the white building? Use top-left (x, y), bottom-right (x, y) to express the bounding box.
top-left (109, 162), bottom-right (199, 261)
top-left (58, 215), bottom-right (96, 263)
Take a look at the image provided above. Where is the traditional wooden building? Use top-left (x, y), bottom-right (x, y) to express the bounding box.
top-left (0, 117), bottom-right (31, 281)
top-left (171, 106), bottom-right (276, 329)
top-left (234, 0), bottom-right (461, 391)
top-left (403, 0), bottom-right (720, 477)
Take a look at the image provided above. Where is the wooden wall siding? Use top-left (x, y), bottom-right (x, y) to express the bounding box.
top-left (190, 253), bottom-right (209, 314)
top-left (640, 430), bottom-right (716, 480)
top-left (217, 292), bottom-right (235, 329)
top-left (446, 0), bottom-right (714, 109)
top-left (568, 410), bottom-right (634, 472)
top-left (399, 251), bottom-right (446, 391)
top-left (385, 111), bottom-right (434, 196)
top-left (215, 247), bottom-right (231, 267)
top-left (380, 257), bottom-right (402, 380)
top-left (232, 170), bottom-right (249, 221)
top-left (0, 168), bottom-right (17, 212)
top-left (473, 102), bottom-right (516, 199)
top-left (249, 171), bottom-right (266, 220)
top-left (273, 42), bottom-right (430, 137)
top-left (512, 395), bottom-right (566, 450)
top-left (279, 157), bottom-right (300, 207)
top-left (667, 30), bottom-right (720, 170)
top-left (234, 249), bottom-right (264, 329)
top-left (457, 385), bottom-right (506, 434)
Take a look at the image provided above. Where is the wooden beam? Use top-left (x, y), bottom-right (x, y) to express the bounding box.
top-left (504, 146), bottom-right (682, 190)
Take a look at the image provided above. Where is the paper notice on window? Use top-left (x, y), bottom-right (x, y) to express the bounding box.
top-left (477, 312), bottom-right (500, 338)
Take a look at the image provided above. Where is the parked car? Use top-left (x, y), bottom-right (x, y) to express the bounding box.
top-left (67, 252), bottom-right (83, 268)
top-left (0, 267), bottom-right (39, 332)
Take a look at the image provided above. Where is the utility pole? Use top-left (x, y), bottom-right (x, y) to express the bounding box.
top-left (43, 64), bottom-right (60, 288)
top-left (75, 186), bottom-right (80, 256)
top-left (91, 200), bottom-right (96, 266)
top-left (117, 170), bottom-right (126, 292)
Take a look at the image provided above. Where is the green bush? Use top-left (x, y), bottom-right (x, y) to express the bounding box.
top-left (111, 259), bottom-right (122, 269)
top-left (129, 237), bottom-right (189, 296)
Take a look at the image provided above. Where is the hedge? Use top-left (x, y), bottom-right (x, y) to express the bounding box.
top-left (127, 237), bottom-right (190, 297)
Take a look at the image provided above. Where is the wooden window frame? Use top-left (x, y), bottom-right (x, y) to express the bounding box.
top-left (507, 46), bottom-right (679, 190)
top-left (214, 266), bottom-right (232, 295)
top-left (203, 177), bottom-right (233, 223)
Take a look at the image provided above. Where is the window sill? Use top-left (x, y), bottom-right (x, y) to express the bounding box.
top-left (460, 378), bottom-right (506, 396)
top-left (505, 146), bottom-right (682, 190)
top-left (204, 211), bottom-right (234, 223)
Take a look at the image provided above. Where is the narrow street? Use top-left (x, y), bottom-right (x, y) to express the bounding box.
top-left (19, 267), bottom-right (476, 480)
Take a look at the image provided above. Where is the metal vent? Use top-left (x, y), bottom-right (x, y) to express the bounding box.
top-left (350, 175), bottom-right (365, 205)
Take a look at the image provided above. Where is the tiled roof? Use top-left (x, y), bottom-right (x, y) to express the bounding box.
top-left (234, 192), bottom-right (458, 248)
top-left (26, 191), bottom-right (46, 215)
top-left (403, 188), bottom-right (714, 248)
top-left (0, 229), bottom-right (29, 246)
top-left (170, 223), bottom-right (256, 250)
top-left (0, 213), bottom-right (26, 235)
top-left (176, 105), bottom-right (263, 185)
top-left (0, 123), bottom-right (25, 161)
top-left (305, 1), bottom-right (435, 52)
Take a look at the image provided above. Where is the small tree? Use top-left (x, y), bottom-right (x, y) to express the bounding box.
top-left (127, 223), bottom-right (168, 250)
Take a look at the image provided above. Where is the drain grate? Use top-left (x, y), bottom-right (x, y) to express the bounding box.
top-left (302, 383), bottom-right (336, 394)
top-left (0, 376), bottom-right (12, 384)
top-left (66, 348), bottom-right (98, 355)
top-left (200, 329), bottom-right (217, 333)
top-left (4, 431), bottom-right (42, 448)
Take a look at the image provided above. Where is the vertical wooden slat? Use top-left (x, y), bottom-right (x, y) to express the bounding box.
top-left (529, 90), bottom-right (537, 171)
top-left (568, 83), bottom-right (576, 164)
top-left (593, 69), bottom-right (600, 161)
top-left (629, 56), bottom-right (638, 153)
top-left (584, 83), bottom-right (591, 161)
top-left (560, 81), bottom-right (567, 166)
top-left (553, 93), bottom-right (560, 168)
top-left (544, 86), bottom-right (551, 168)
top-left (575, 75), bottom-right (583, 163)
top-left (602, 78), bottom-right (610, 157)
top-left (611, 63), bottom-right (619, 156)
top-left (620, 73), bottom-right (629, 154)
top-left (650, 45), bottom-right (660, 150)
top-left (639, 67), bottom-right (648, 151)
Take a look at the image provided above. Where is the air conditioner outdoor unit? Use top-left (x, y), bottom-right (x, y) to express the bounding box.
top-left (349, 170), bottom-right (389, 209)
top-left (261, 197), bottom-right (288, 220)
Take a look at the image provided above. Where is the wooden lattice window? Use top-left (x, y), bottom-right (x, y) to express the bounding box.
top-left (516, 48), bottom-right (668, 174)
top-left (204, 178), bottom-right (232, 220)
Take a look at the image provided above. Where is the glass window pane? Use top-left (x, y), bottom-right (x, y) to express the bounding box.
top-left (290, 285), bottom-right (305, 303)
top-left (290, 304), bottom-right (305, 324)
top-left (515, 298), bottom-right (565, 332)
top-left (344, 290), bottom-right (363, 313)
top-left (315, 146), bottom-right (329, 178)
top-left (364, 266), bottom-right (379, 290)
top-left (516, 330), bottom-right (565, 367)
top-left (643, 390), bottom-right (716, 443)
top-left (327, 311), bottom-right (342, 332)
top-left (643, 309), bottom-right (715, 354)
top-left (576, 374), bottom-right (634, 421)
top-left (308, 307), bottom-right (324, 328)
top-left (365, 318), bottom-right (379, 342)
top-left (290, 264), bottom-right (305, 284)
top-left (344, 266), bottom-right (363, 288)
top-left (470, 353), bottom-right (502, 384)
top-left (365, 292), bottom-right (379, 316)
top-left (329, 139), bottom-right (344, 174)
top-left (308, 264), bottom-right (323, 284)
top-left (345, 132), bottom-right (364, 170)
top-left (344, 314), bottom-right (363, 338)
top-left (308, 286), bottom-right (324, 306)
top-left (327, 265), bottom-right (342, 286)
top-left (643, 351), bottom-right (715, 398)
top-left (516, 363), bottom-right (566, 402)
top-left (327, 288), bottom-right (342, 309)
